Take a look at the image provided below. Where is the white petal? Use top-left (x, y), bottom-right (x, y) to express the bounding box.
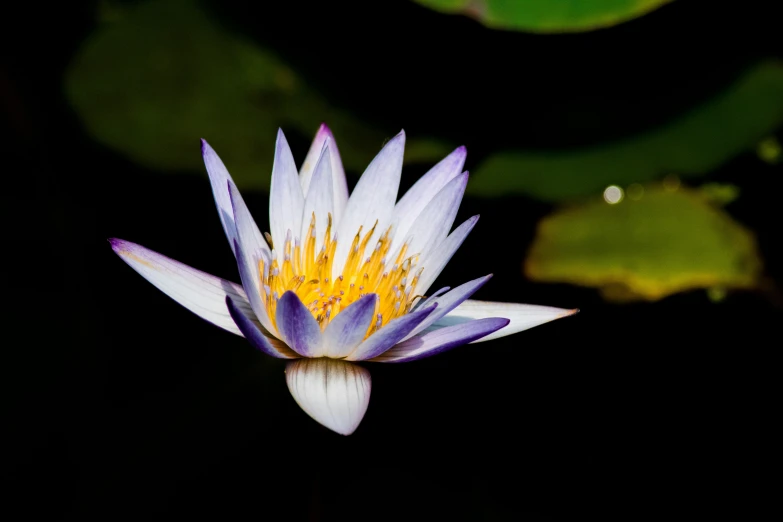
top-left (228, 182), bottom-right (277, 335)
top-left (414, 215), bottom-right (479, 297)
top-left (388, 146), bottom-right (466, 256)
top-left (299, 124), bottom-right (349, 225)
top-left (202, 139), bottom-right (265, 257)
top-left (299, 143), bottom-right (334, 254)
top-left (226, 180), bottom-right (270, 260)
top-left (269, 129), bottom-right (305, 260)
top-left (400, 172), bottom-right (468, 262)
top-left (110, 238), bottom-right (252, 336)
top-left (435, 300), bottom-right (578, 343)
top-left (285, 358), bottom-right (371, 435)
top-left (299, 127), bottom-right (323, 194)
top-left (332, 131), bottom-right (405, 275)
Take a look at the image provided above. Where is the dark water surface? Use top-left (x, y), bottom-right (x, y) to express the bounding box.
top-left (4, 1), bottom-right (780, 519)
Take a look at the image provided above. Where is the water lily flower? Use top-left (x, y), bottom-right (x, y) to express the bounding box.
top-left (110, 125), bottom-right (576, 435)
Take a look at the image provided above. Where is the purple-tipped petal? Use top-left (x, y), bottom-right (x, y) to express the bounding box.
top-left (232, 239), bottom-right (279, 340)
top-left (285, 358), bottom-right (371, 435)
top-left (275, 291), bottom-right (322, 357)
top-left (299, 143), bottom-right (334, 254)
top-left (269, 129), bottom-right (305, 261)
top-left (333, 131), bottom-right (405, 275)
top-left (388, 145), bottom-right (467, 256)
top-left (227, 180), bottom-right (270, 265)
top-left (226, 297), bottom-right (298, 359)
top-left (201, 139), bottom-right (238, 255)
top-left (414, 215), bottom-right (479, 297)
top-left (400, 172), bottom-right (468, 262)
top-left (228, 183), bottom-right (277, 336)
top-left (403, 274), bottom-right (492, 341)
top-left (322, 294), bottom-right (379, 359)
top-left (413, 286), bottom-right (450, 310)
top-left (346, 304), bottom-right (437, 361)
top-left (300, 124), bottom-right (349, 223)
top-left (110, 238), bottom-right (252, 336)
top-left (434, 301), bottom-right (579, 343)
top-left (201, 140), bottom-right (269, 254)
top-left (371, 317), bottom-right (510, 363)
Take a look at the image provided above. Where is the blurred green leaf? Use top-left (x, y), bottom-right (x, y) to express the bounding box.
top-left (756, 136), bottom-right (781, 164)
top-left (414, 0), bottom-right (672, 33)
top-left (525, 185), bottom-right (762, 301)
top-left (698, 182), bottom-right (740, 206)
top-left (65, 0), bottom-right (451, 189)
top-left (469, 61), bottom-right (783, 202)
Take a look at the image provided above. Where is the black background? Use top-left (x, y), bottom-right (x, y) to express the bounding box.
top-left (4, 1), bottom-right (780, 519)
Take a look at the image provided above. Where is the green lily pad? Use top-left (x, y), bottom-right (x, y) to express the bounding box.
top-left (65, 0), bottom-right (451, 189)
top-left (757, 136), bottom-right (782, 164)
top-left (414, 0), bottom-right (672, 33)
top-left (469, 61), bottom-right (783, 202)
top-left (525, 185), bottom-right (762, 301)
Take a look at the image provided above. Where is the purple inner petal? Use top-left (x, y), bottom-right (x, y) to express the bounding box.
top-left (226, 296), bottom-right (297, 359)
top-left (347, 303), bottom-right (438, 361)
top-left (372, 317), bottom-right (510, 363)
top-left (275, 291), bottom-right (322, 357)
top-left (322, 293), bottom-right (379, 358)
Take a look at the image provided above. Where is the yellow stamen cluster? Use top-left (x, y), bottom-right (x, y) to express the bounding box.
top-left (259, 213), bottom-right (423, 338)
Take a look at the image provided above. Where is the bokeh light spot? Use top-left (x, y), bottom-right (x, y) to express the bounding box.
top-left (603, 185), bottom-right (624, 204)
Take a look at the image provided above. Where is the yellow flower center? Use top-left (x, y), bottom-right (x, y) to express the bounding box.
top-left (260, 213), bottom-right (422, 337)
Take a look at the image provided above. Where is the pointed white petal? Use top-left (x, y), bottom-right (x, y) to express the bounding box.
top-left (414, 215), bottom-right (479, 297)
top-left (333, 131), bottom-right (405, 275)
top-left (233, 238), bottom-right (280, 341)
top-left (269, 129), bottom-right (305, 260)
top-left (202, 139), bottom-right (269, 257)
top-left (285, 358), bottom-right (371, 435)
top-left (435, 300), bottom-right (578, 343)
top-left (300, 124), bottom-right (349, 224)
top-left (388, 146), bottom-right (466, 256)
top-left (226, 180), bottom-right (270, 261)
top-left (299, 144), bottom-right (334, 254)
top-left (228, 182), bottom-right (277, 335)
top-left (299, 127), bottom-right (323, 194)
top-left (401, 172), bottom-right (468, 262)
top-left (110, 238), bottom-right (252, 336)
